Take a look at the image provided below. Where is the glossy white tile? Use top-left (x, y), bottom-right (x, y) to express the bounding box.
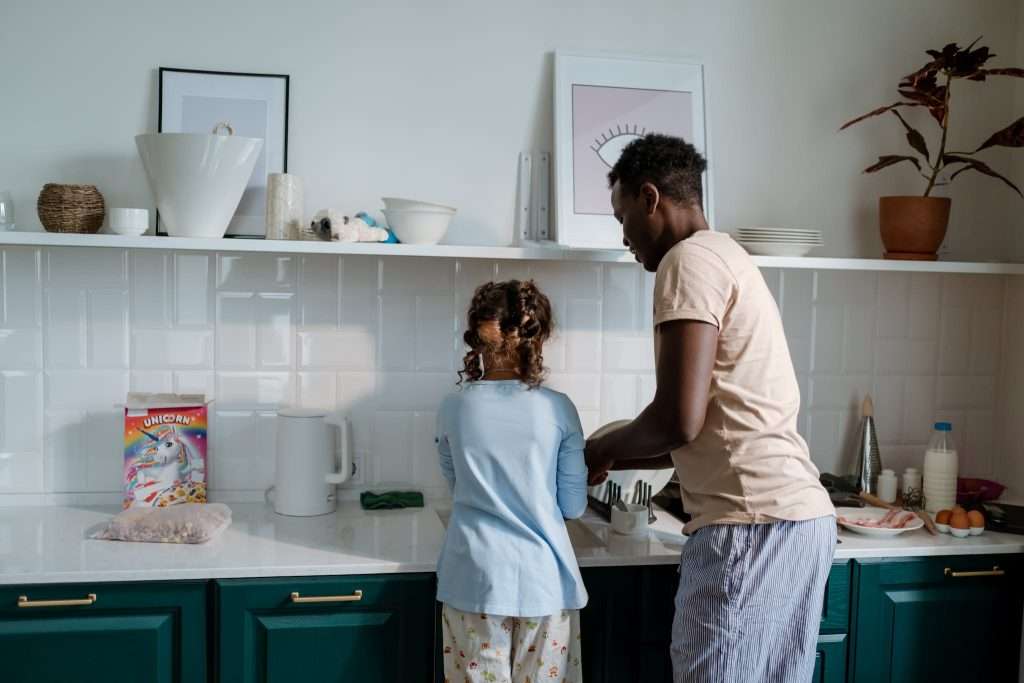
top-left (87, 290), bottom-right (129, 369)
top-left (1, 248), bottom-right (42, 328)
top-left (0, 372), bottom-right (42, 452)
top-left (299, 255), bottom-right (340, 328)
top-left (216, 293), bottom-right (256, 369)
top-left (46, 371), bottom-right (127, 411)
top-left (216, 372), bottom-right (292, 408)
top-left (175, 253), bottom-right (213, 326)
top-left (0, 452), bottom-right (43, 493)
top-left (217, 254), bottom-right (295, 292)
top-left (130, 252), bottom-right (171, 329)
top-left (211, 411), bottom-right (276, 491)
top-left (0, 329), bottom-right (41, 369)
top-left (46, 248), bottom-right (127, 289)
top-left (133, 330), bottom-right (214, 369)
top-left (256, 294), bottom-right (294, 369)
top-left (44, 290), bottom-right (86, 369)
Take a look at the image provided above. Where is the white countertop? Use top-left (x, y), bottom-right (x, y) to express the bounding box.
top-left (0, 503), bottom-right (1021, 585)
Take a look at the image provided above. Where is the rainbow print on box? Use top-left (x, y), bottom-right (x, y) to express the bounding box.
top-left (123, 393), bottom-right (211, 509)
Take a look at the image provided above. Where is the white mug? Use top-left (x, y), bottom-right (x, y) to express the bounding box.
top-left (611, 504), bottom-right (649, 536)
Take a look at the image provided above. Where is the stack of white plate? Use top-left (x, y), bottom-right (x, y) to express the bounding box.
top-left (735, 227), bottom-right (822, 257)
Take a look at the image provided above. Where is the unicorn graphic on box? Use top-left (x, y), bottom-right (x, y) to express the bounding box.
top-left (127, 425), bottom-right (206, 507)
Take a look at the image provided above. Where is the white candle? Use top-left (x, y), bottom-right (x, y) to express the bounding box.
top-left (265, 174), bottom-right (304, 240)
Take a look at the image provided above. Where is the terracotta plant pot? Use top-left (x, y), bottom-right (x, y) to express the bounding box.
top-left (878, 196), bottom-right (951, 261)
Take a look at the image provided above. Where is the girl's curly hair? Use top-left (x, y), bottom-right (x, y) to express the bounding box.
top-left (458, 280), bottom-right (553, 388)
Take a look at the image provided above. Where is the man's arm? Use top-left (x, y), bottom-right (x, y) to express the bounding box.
top-left (585, 319), bottom-right (717, 483)
top-left (610, 453), bottom-right (675, 470)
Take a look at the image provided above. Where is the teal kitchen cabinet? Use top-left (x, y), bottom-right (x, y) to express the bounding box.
top-left (813, 633), bottom-right (848, 683)
top-left (851, 554), bottom-right (1024, 683)
top-left (0, 581), bottom-right (207, 683)
top-left (217, 573), bottom-right (435, 683)
top-left (815, 561), bottom-right (852, 683)
top-left (579, 565), bottom-right (678, 683)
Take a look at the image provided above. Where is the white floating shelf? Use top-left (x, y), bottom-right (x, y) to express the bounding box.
top-left (1, 231), bottom-right (1022, 275)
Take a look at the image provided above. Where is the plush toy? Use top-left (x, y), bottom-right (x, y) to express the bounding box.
top-left (307, 210), bottom-right (396, 243)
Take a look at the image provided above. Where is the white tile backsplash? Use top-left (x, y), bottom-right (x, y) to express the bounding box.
top-left (0, 246), bottom-right (1016, 500)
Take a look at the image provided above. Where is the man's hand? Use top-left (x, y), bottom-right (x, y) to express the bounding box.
top-left (584, 438), bottom-right (613, 486)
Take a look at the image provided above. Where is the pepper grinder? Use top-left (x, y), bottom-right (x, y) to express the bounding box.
top-left (855, 395), bottom-right (882, 494)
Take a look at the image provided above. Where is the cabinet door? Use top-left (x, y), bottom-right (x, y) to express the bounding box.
top-left (0, 581), bottom-right (207, 683)
top-left (580, 565), bottom-right (678, 683)
top-left (217, 573), bottom-right (435, 683)
top-left (813, 634), bottom-right (848, 683)
top-left (851, 555), bottom-right (1023, 683)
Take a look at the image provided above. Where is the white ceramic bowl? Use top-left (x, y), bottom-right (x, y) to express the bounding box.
top-left (107, 208), bottom-right (149, 236)
top-left (950, 527), bottom-right (970, 538)
top-left (136, 133), bottom-right (263, 238)
top-left (382, 197), bottom-right (456, 213)
top-left (969, 526), bottom-right (985, 536)
top-left (382, 208), bottom-right (453, 245)
top-left (935, 523), bottom-right (950, 534)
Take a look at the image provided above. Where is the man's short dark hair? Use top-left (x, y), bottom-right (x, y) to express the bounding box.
top-left (608, 133), bottom-right (707, 208)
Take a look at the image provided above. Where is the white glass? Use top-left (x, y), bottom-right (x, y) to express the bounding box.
top-left (0, 192), bottom-right (14, 230)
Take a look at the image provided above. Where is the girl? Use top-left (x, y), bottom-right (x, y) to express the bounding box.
top-left (436, 280), bottom-right (588, 683)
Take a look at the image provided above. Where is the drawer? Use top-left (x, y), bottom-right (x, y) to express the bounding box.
top-left (216, 573), bottom-right (436, 683)
top-left (0, 581), bottom-right (207, 683)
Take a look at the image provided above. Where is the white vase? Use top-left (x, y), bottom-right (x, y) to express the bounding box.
top-left (135, 133), bottom-right (263, 238)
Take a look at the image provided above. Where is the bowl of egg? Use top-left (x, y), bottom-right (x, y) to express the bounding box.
top-left (934, 506), bottom-right (985, 537)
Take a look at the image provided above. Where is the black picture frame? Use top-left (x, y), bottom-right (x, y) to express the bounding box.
top-left (156, 67), bottom-right (290, 238)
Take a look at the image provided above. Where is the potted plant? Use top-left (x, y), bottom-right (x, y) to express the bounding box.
top-left (842, 40), bottom-right (1024, 260)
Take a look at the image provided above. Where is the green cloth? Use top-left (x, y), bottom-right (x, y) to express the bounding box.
top-left (359, 490), bottom-right (425, 510)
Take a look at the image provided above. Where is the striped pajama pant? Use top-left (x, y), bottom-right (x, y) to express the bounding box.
top-left (671, 516), bottom-right (836, 683)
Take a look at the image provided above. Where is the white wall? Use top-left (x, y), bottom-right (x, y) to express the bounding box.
top-left (3, 0), bottom-right (1022, 260)
top-left (0, 245), bottom-right (1007, 503)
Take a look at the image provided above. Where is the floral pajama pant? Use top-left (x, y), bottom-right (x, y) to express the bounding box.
top-left (441, 603), bottom-right (583, 683)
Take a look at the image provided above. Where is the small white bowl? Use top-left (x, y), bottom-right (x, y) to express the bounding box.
top-left (382, 197), bottom-right (456, 213)
top-left (969, 526), bottom-right (985, 536)
top-left (935, 523), bottom-right (950, 534)
top-left (107, 208), bottom-right (149, 236)
top-left (382, 208), bottom-right (453, 245)
top-left (950, 527), bottom-right (970, 538)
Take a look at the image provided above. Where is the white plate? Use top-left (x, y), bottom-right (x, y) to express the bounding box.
top-left (586, 420), bottom-right (675, 501)
top-left (738, 242), bottom-right (818, 257)
top-left (835, 506), bottom-right (924, 537)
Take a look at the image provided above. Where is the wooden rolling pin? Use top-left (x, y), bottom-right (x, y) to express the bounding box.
top-left (858, 491), bottom-right (937, 535)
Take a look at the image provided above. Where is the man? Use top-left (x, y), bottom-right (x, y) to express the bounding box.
top-left (585, 134), bottom-right (835, 682)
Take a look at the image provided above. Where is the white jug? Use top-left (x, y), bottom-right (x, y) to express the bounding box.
top-left (268, 409), bottom-right (352, 516)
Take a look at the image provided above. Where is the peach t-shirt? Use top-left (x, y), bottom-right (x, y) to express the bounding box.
top-left (653, 230), bottom-right (834, 534)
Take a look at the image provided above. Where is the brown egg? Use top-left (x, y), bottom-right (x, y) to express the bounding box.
top-left (967, 510), bottom-right (985, 528)
top-left (936, 510), bottom-right (952, 524)
top-left (950, 511), bottom-right (970, 530)
top-left (952, 505), bottom-right (966, 515)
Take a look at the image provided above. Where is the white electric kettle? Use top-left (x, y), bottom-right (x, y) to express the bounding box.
top-left (267, 408), bottom-right (352, 516)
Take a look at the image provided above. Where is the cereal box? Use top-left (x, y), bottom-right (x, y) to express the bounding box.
top-left (123, 393), bottom-right (210, 509)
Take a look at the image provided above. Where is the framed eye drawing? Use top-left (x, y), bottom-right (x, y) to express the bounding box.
top-left (158, 67), bottom-right (290, 238)
top-left (553, 52), bottom-right (712, 249)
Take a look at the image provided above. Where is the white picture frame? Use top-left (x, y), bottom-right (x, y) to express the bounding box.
top-left (158, 67), bottom-right (289, 238)
top-left (553, 52), bottom-right (712, 249)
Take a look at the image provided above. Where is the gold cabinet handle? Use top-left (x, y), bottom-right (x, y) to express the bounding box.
top-left (17, 593), bottom-right (97, 608)
top-left (290, 590), bottom-right (363, 604)
top-left (944, 566), bottom-right (1005, 578)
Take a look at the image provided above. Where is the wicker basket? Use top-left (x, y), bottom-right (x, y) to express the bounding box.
top-left (37, 184), bottom-right (105, 233)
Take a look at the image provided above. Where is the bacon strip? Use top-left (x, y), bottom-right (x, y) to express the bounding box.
top-left (838, 510), bottom-right (918, 529)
